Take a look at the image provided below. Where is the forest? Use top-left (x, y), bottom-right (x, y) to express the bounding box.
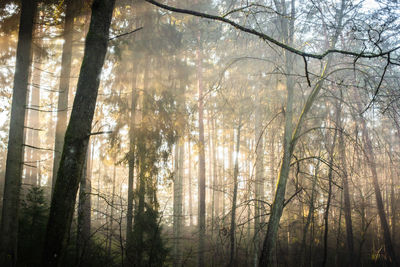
top-left (0, 0), bottom-right (399, 266)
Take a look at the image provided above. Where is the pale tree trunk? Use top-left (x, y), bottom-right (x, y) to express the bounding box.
top-left (229, 122), bottom-right (241, 267)
top-left (133, 51), bottom-right (149, 267)
top-left (270, 131), bottom-right (275, 197)
top-left (254, 85), bottom-right (264, 267)
top-left (188, 138), bottom-right (193, 227)
top-left (335, 187), bottom-right (343, 265)
top-left (322, 107), bottom-right (339, 267)
top-left (173, 73), bottom-right (186, 266)
top-left (210, 112), bottom-right (217, 235)
top-left (390, 162), bottom-right (396, 249)
top-left (197, 29), bottom-right (206, 267)
top-left (27, 19), bottom-right (43, 186)
top-left (222, 131), bottom-right (227, 218)
top-left (42, 1), bottom-right (115, 265)
top-left (300, 159), bottom-right (319, 267)
top-left (173, 142), bottom-right (184, 267)
top-left (76, 142), bottom-right (92, 266)
top-left (212, 117), bottom-right (219, 227)
top-left (227, 128), bottom-right (234, 227)
top-left (246, 143), bottom-right (252, 263)
top-left (107, 163), bottom-right (117, 261)
top-left (52, 0), bottom-right (75, 194)
top-left (337, 98), bottom-right (355, 266)
top-left (207, 111), bottom-right (213, 225)
top-left (126, 59), bottom-right (138, 266)
top-left (0, 1), bottom-right (37, 265)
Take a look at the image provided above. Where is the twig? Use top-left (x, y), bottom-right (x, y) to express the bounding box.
top-left (303, 56), bottom-right (311, 87)
top-left (360, 54), bottom-right (391, 115)
top-left (108, 27), bottom-right (143, 41)
top-left (144, 0), bottom-right (400, 60)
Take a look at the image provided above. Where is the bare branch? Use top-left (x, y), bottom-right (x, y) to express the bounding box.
top-left (144, 0), bottom-right (400, 60)
top-left (108, 26), bottom-right (143, 41)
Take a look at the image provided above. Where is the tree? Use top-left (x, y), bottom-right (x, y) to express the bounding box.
top-left (229, 121), bottom-right (241, 267)
top-left (42, 0), bottom-right (116, 265)
top-left (196, 18), bottom-right (206, 267)
top-left (51, 0), bottom-right (76, 193)
top-left (0, 1), bottom-right (38, 265)
top-left (360, 114), bottom-right (398, 266)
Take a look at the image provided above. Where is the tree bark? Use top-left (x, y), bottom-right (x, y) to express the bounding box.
top-left (42, 1), bottom-right (115, 265)
top-left (229, 123), bottom-right (241, 267)
top-left (322, 110), bottom-right (339, 267)
top-left (76, 143), bottom-right (92, 266)
top-left (173, 70), bottom-right (186, 266)
top-left (188, 138), bottom-right (193, 227)
top-left (126, 59), bottom-right (138, 266)
top-left (51, 0), bottom-right (75, 194)
top-left (212, 117), bottom-right (219, 228)
top-left (338, 101), bottom-right (355, 267)
top-left (197, 31), bottom-right (206, 267)
top-left (107, 163), bottom-right (117, 261)
top-left (0, 1), bottom-right (37, 265)
top-left (300, 159), bottom-right (319, 267)
top-left (254, 85), bottom-right (264, 267)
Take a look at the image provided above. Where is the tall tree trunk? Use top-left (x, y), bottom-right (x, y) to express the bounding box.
top-left (212, 117), bottom-right (219, 227)
top-left (173, 72), bottom-right (186, 266)
top-left (133, 50), bottom-right (149, 267)
top-left (207, 111), bottom-right (213, 225)
top-left (300, 159), bottom-right (319, 267)
top-left (254, 86), bottom-right (264, 267)
top-left (27, 20), bottom-right (43, 186)
top-left (76, 143), bottom-right (92, 266)
top-left (51, 0), bottom-right (75, 194)
top-left (361, 119), bottom-right (398, 266)
top-left (322, 110), bottom-right (339, 267)
top-left (197, 31), bottom-right (206, 267)
top-left (0, 1), bottom-right (37, 265)
top-left (229, 122), bottom-right (241, 267)
top-left (390, 163), bottom-right (396, 249)
top-left (173, 144), bottom-right (183, 267)
top-left (188, 138), bottom-right (193, 227)
top-left (42, 1), bottom-right (115, 265)
top-left (338, 100), bottom-right (354, 266)
top-left (107, 163), bottom-right (117, 261)
top-left (126, 59), bottom-right (138, 266)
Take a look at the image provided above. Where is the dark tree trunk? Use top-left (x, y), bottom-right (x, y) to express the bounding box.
top-left (254, 85), bottom-right (264, 266)
top-left (338, 102), bottom-right (354, 267)
top-left (126, 60), bottom-right (138, 266)
top-left (51, 0), bottom-right (75, 194)
top-left (322, 110), bottom-right (339, 267)
top-left (42, 1), bottom-right (115, 265)
top-left (361, 120), bottom-right (398, 266)
top-left (76, 144), bottom-right (92, 266)
top-left (259, 1), bottom-right (295, 264)
top-left (300, 160), bottom-right (319, 267)
top-left (107, 163), bottom-right (117, 260)
top-left (0, 1), bottom-right (37, 265)
top-left (229, 122), bottom-right (241, 267)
